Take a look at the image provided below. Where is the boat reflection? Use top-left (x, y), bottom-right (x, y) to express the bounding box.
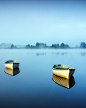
top-left (61, 52), bottom-right (68, 55)
top-left (52, 74), bottom-right (75, 89)
top-left (4, 68), bottom-right (20, 76)
top-left (81, 52), bottom-right (86, 56)
top-left (36, 53), bottom-right (46, 56)
top-left (52, 53), bottom-right (59, 55)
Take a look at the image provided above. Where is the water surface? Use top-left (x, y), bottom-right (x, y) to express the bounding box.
top-left (0, 49), bottom-right (86, 108)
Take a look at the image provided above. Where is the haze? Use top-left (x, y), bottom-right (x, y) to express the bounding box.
top-left (0, 0), bottom-right (86, 47)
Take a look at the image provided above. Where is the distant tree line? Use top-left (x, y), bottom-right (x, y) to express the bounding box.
top-left (51, 43), bottom-right (70, 48)
top-left (9, 42), bottom-right (86, 49)
top-left (80, 42), bottom-right (86, 48)
top-left (25, 42), bottom-right (70, 49)
top-left (11, 44), bottom-right (17, 49)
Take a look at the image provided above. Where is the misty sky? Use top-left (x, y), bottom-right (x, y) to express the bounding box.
top-left (0, 0), bottom-right (86, 47)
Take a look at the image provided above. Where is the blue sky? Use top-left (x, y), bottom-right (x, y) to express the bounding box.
top-left (0, 0), bottom-right (86, 46)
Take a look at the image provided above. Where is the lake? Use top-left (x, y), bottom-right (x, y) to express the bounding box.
top-left (0, 49), bottom-right (86, 108)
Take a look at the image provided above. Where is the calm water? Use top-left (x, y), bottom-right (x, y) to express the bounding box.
top-left (0, 49), bottom-right (86, 108)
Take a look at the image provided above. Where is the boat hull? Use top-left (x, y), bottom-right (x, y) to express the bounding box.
top-left (5, 63), bottom-right (19, 69)
top-left (52, 69), bottom-right (75, 79)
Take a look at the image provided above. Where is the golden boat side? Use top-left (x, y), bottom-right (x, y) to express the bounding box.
top-left (52, 69), bottom-right (69, 79)
top-left (5, 60), bottom-right (19, 69)
top-left (52, 64), bottom-right (75, 79)
top-left (52, 69), bottom-right (74, 79)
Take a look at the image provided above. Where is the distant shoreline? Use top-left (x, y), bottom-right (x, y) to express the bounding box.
top-left (0, 42), bottom-right (86, 49)
top-left (0, 47), bottom-right (85, 49)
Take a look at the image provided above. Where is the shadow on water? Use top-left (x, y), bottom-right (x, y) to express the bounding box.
top-left (80, 52), bottom-right (86, 56)
top-left (52, 74), bottom-right (75, 89)
top-left (52, 52), bottom-right (68, 55)
top-left (52, 52), bottom-right (59, 55)
top-left (61, 52), bottom-right (68, 55)
top-left (4, 68), bottom-right (20, 76)
top-left (36, 53), bottom-right (46, 56)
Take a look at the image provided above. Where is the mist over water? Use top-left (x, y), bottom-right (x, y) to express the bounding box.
top-left (0, 49), bottom-right (86, 108)
top-left (0, 0), bottom-right (86, 107)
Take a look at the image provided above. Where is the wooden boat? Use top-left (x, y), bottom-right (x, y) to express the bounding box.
top-left (4, 68), bottom-right (20, 76)
top-left (52, 74), bottom-right (75, 89)
top-left (5, 60), bottom-right (19, 69)
top-left (52, 64), bottom-right (75, 79)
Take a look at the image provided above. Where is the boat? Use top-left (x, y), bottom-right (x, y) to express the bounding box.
top-left (52, 64), bottom-right (75, 79)
top-left (52, 74), bottom-right (75, 89)
top-left (5, 60), bottom-right (19, 69)
top-left (4, 68), bottom-right (20, 76)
